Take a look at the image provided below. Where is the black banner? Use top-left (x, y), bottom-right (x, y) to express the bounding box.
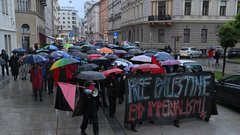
top-left (124, 72), bottom-right (216, 124)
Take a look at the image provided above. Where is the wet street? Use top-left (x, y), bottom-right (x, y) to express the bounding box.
top-left (0, 59), bottom-right (240, 135)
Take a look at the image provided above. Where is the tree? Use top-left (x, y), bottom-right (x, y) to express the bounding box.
top-left (218, 15), bottom-right (240, 76)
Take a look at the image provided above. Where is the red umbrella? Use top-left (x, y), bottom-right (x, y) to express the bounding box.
top-left (131, 64), bottom-right (165, 74)
top-left (102, 68), bottom-right (123, 76)
top-left (88, 54), bottom-right (102, 61)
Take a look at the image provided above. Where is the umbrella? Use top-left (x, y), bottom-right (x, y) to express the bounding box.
top-left (0, 57), bottom-right (6, 65)
top-left (131, 64), bottom-right (164, 74)
top-left (98, 47), bottom-right (113, 54)
top-left (92, 57), bottom-right (111, 68)
top-left (112, 58), bottom-right (132, 67)
top-left (86, 50), bottom-right (101, 54)
top-left (43, 45), bottom-right (58, 50)
top-left (128, 49), bottom-right (143, 55)
top-left (50, 57), bottom-right (80, 70)
top-left (68, 46), bottom-right (81, 51)
top-left (76, 63), bottom-right (99, 72)
top-left (107, 44), bottom-right (119, 48)
top-left (113, 49), bottom-right (127, 54)
top-left (80, 45), bottom-right (96, 53)
top-left (124, 45), bottom-right (139, 50)
top-left (77, 71), bottom-right (106, 80)
top-left (102, 68), bottom-right (123, 76)
top-left (161, 60), bottom-right (181, 66)
top-left (12, 48), bottom-right (26, 53)
top-left (22, 54), bottom-right (47, 64)
top-left (105, 54), bottom-right (119, 60)
top-left (130, 55), bottom-right (151, 63)
top-left (88, 54), bottom-right (102, 61)
top-left (123, 64), bottom-right (139, 72)
top-left (50, 51), bottom-right (63, 59)
top-left (37, 52), bottom-right (49, 58)
top-left (36, 48), bottom-right (50, 53)
top-left (70, 52), bottom-right (89, 59)
top-left (63, 44), bottom-right (74, 50)
top-left (155, 52), bottom-right (174, 61)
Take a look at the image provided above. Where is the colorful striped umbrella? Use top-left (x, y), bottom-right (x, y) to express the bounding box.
top-left (50, 57), bottom-right (80, 70)
top-left (63, 44), bottom-right (74, 50)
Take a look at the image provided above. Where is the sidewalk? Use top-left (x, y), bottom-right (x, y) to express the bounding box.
top-left (0, 77), bottom-right (114, 135)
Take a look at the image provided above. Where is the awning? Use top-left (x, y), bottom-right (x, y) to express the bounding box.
top-left (39, 33), bottom-right (55, 39)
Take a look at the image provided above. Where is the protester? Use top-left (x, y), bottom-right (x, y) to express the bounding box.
top-left (45, 57), bottom-right (54, 95)
top-left (29, 63), bottom-right (43, 101)
top-left (80, 80), bottom-right (99, 135)
top-left (106, 73), bottom-right (118, 117)
top-left (207, 48), bottom-right (214, 66)
top-left (0, 49), bottom-right (9, 76)
top-left (9, 52), bottom-right (19, 80)
top-left (214, 49), bottom-right (221, 66)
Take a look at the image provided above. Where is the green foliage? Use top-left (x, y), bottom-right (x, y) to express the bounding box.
top-left (218, 22), bottom-right (238, 48)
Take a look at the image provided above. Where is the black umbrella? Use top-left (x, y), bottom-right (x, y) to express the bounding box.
top-left (0, 57), bottom-right (6, 65)
top-left (70, 52), bottom-right (89, 59)
top-left (113, 49), bottom-right (127, 54)
top-left (76, 63), bottom-right (99, 72)
top-left (92, 57), bottom-right (111, 69)
top-left (86, 50), bottom-right (101, 54)
top-left (12, 48), bottom-right (26, 54)
top-left (77, 71), bottom-right (106, 80)
top-left (105, 54), bottom-right (119, 60)
top-left (128, 49), bottom-right (143, 55)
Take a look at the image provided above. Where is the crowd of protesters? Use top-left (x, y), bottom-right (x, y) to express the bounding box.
top-left (0, 42), bottom-right (219, 135)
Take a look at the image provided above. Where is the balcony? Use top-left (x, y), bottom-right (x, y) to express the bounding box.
top-left (148, 15), bottom-right (172, 21)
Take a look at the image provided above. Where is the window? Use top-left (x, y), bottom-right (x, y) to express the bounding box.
top-left (68, 26), bottom-right (70, 28)
top-left (72, 21), bottom-right (76, 24)
top-left (185, 0), bottom-right (191, 15)
top-left (202, 1), bottom-right (209, 15)
top-left (184, 29), bottom-right (190, 43)
top-left (63, 13), bottom-right (65, 15)
top-left (68, 17), bottom-right (70, 19)
top-left (63, 17), bottom-right (65, 19)
top-left (220, 0), bottom-right (226, 16)
top-left (158, 1), bottom-right (166, 16)
top-left (72, 12), bottom-right (76, 16)
top-left (63, 26), bottom-right (65, 28)
top-left (72, 17), bottom-right (76, 20)
top-left (158, 29), bottom-right (164, 43)
top-left (63, 21), bottom-right (65, 24)
top-left (68, 21), bottom-right (70, 24)
top-left (21, 24), bottom-right (30, 33)
top-left (141, 28), bottom-right (143, 42)
top-left (201, 29), bottom-right (208, 43)
top-left (17, 0), bottom-right (29, 11)
top-left (237, 1), bottom-right (240, 14)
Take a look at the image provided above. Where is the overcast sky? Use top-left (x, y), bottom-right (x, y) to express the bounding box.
top-left (58, 0), bottom-right (86, 18)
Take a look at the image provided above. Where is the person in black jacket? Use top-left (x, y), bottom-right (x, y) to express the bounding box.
top-left (106, 73), bottom-right (118, 117)
top-left (9, 53), bottom-right (19, 80)
top-left (45, 57), bottom-right (54, 95)
top-left (0, 49), bottom-right (9, 76)
top-left (80, 80), bottom-right (99, 135)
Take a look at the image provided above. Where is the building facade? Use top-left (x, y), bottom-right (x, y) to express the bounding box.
top-left (45, 0), bottom-right (54, 44)
top-left (0, 0), bottom-right (17, 54)
top-left (15, 0), bottom-right (47, 51)
top-left (85, 2), bottom-right (100, 41)
top-left (58, 6), bottom-right (81, 42)
top-left (121, 0), bottom-right (240, 52)
top-left (100, 0), bottom-right (108, 42)
top-left (107, 0), bottom-right (121, 44)
top-left (52, 0), bottom-right (59, 36)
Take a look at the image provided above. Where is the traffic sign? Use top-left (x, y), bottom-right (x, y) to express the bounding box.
top-left (69, 32), bottom-right (73, 37)
top-left (113, 32), bottom-right (118, 39)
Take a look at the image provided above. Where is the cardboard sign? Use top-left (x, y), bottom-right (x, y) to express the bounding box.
top-left (124, 72), bottom-right (216, 124)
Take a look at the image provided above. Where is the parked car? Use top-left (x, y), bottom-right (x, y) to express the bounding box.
top-left (228, 48), bottom-right (240, 58)
top-left (215, 73), bottom-right (240, 108)
top-left (179, 47), bottom-right (202, 58)
top-left (178, 60), bottom-right (203, 72)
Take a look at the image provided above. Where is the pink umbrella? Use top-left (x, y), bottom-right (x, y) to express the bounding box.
top-left (161, 60), bottom-right (181, 66)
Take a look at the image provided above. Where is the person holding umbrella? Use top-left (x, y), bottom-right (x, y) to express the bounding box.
top-left (45, 57), bottom-right (54, 95)
top-left (80, 80), bottom-right (99, 135)
top-left (29, 63), bottom-right (43, 101)
top-left (9, 52), bottom-right (19, 80)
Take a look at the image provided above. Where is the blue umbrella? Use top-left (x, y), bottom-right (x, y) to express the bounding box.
top-left (44, 45), bottom-right (58, 50)
top-left (154, 52), bottom-right (174, 61)
top-left (12, 48), bottom-right (26, 53)
top-left (22, 54), bottom-right (48, 64)
top-left (37, 52), bottom-right (49, 58)
top-left (50, 51), bottom-right (71, 59)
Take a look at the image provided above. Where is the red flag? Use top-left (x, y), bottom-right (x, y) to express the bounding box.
top-left (151, 56), bottom-right (166, 74)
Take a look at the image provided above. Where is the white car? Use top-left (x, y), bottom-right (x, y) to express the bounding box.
top-left (178, 60), bottom-right (203, 72)
top-left (179, 47), bottom-right (202, 58)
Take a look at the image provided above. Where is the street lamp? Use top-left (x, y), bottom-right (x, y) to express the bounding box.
top-left (171, 36), bottom-right (182, 59)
